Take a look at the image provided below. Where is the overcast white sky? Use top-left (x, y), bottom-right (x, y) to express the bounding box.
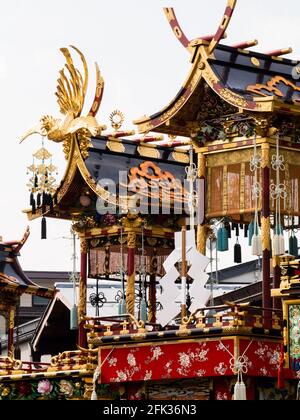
top-left (0, 0), bottom-right (299, 272)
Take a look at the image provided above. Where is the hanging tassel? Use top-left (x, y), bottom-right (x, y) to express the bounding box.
top-left (244, 224), bottom-right (249, 238)
top-left (49, 195), bottom-right (54, 212)
top-left (31, 198), bottom-right (36, 215)
top-left (91, 389), bottom-right (98, 401)
top-left (222, 227), bottom-right (229, 252)
top-left (293, 235), bottom-right (299, 257)
top-left (70, 305), bottom-right (78, 331)
top-left (41, 217), bottom-right (47, 240)
top-left (140, 299), bottom-right (148, 323)
top-left (234, 240), bottom-right (242, 264)
top-left (225, 222), bottom-right (231, 239)
top-left (91, 367), bottom-right (100, 401)
top-left (273, 235), bottom-right (281, 256)
top-left (248, 221), bottom-right (255, 246)
top-left (30, 192), bottom-right (34, 206)
top-left (37, 193), bottom-right (41, 207)
top-left (280, 235), bottom-right (285, 255)
top-left (217, 226), bottom-right (229, 252)
top-left (118, 299), bottom-right (126, 315)
top-left (289, 235), bottom-right (298, 257)
top-left (252, 234), bottom-right (262, 256)
top-left (234, 375), bottom-right (247, 400)
top-left (235, 225), bottom-right (240, 237)
top-left (42, 192), bottom-right (47, 206)
top-left (273, 228), bottom-right (285, 256)
top-left (34, 174), bottom-right (38, 188)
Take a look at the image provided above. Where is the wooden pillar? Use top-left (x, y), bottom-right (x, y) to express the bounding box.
top-left (126, 232), bottom-right (136, 317)
top-left (148, 248), bottom-right (158, 324)
top-left (273, 257), bottom-right (282, 310)
top-left (197, 152), bottom-right (207, 255)
top-left (78, 239), bottom-right (88, 348)
top-left (7, 307), bottom-right (15, 359)
top-left (261, 143), bottom-right (272, 328)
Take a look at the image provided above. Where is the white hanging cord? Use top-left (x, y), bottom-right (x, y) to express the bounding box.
top-left (91, 347), bottom-right (116, 400)
top-left (250, 134), bottom-right (262, 256)
top-left (271, 134), bottom-right (287, 255)
top-left (219, 339), bottom-right (253, 400)
top-left (185, 145), bottom-right (198, 231)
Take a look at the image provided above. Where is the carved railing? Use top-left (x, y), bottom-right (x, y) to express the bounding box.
top-left (84, 305), bottom-right (283, 342)
top-left (179, 305), bottom-right (283, 331)
top-left (84, 314), bottom-right (146, 340)
top-left (0, 357), bottom-right (50, 375)
top-left (50, 350), bottom-right (97, 372)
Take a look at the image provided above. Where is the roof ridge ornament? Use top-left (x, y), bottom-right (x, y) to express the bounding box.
top-left (163, 1), bottom-right (237, 55)
top-left (20, 46), bottom-right (106, 160)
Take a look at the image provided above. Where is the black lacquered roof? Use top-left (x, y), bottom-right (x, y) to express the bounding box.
top-left (211, 44), bottom-right (300, 102)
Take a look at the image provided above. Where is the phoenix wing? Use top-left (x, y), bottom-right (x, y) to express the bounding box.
top-left (55, 45), bottom-right (89, 119)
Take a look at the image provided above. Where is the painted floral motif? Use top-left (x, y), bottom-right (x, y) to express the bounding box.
top-left (177, 345), bottom-right (209, 376)
top-left (16, 382), bottom-right (32, 397)
top-left (109, 358), bottom-right (118, 367)
top-left (162, 361), bottom-right (173, 379)
top-left (196, 370), bottom-right (206, 377)
top-left (214, 363), bottom-right (228, 376)
top-left (243, 355), bottom-right (253, 371)
top-left (217, 342), bottom-right (230, 353)
top-left (0, 378), bottom-right (86, 400)
top-left (144, 371), bottom-right (153, 381)
top-left (254, 342), bottom-right (280, 369)
top-left (260, 367), bottom-right (268, 376)
top-left (113, 351), bottom-right (141, 383)
top-left (216, 392), bottom-right (229, 401)
top-left (37, 380), bottom-right (53, 395)
top-left (59, 380), bottom-right (74, 397)
top-left (115, 371), bottom-right (128, 382)
top-left (145, 347), bottom-right (164, 365)
top-left (289, 305), bottom-right (300, 364)
top-left (127, 353), bottom-right (137, 368)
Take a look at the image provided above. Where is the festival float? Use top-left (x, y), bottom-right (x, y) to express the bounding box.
top-left (1, 0), bottom-right (300, 400)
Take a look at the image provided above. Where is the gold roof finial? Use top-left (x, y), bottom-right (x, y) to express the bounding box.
top-left (109, 110), bottom-right (125, 131)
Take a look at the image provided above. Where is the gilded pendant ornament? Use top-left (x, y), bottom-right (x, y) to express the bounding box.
top-left (20, 46), bottom-right (106, 160)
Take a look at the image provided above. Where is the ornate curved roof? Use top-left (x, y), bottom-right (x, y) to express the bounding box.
top-left (24, 135), bottom-right (190, 222)
top-left (0, 229), bottom-right (54, 298)
top-left (134, 4), bottom-right (300, 137)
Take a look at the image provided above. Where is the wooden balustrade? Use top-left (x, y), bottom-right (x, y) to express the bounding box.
top-left (85, 304), bottom-right (283, 340)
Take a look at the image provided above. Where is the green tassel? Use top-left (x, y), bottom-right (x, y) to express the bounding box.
top-left (140, 299), bottom-right (148, 323)
top-left (248, 221), bottom-right (255, 246)
top-left (218, 226), bottom-right (229, 252)
top-left (70, 305), bottom-right (78, 331)
top-left (119, 300), bottom-right (126, 315)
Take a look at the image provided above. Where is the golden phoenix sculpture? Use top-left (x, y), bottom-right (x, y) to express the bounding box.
top-left (21, 45), bottom-right (106, 159)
